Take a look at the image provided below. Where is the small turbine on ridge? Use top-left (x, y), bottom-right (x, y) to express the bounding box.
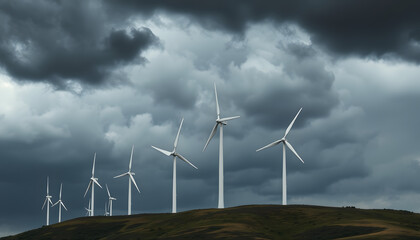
top-left (41, 176), bottom-right (53, 226)
top-left (256, 108), bottom-right (304, 205)
top-left (52, 183), bottom-right (68, 223)
top-left (106, 184), bottom-right (116, 216)
top-left (84, 153), bottom-right (102, 216)
top-left (152, 118), bottom-right (198, 213)
top-left (114, 145), bottom-right (140, 215)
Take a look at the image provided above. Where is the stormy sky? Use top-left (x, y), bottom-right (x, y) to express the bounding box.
top-left (2, 0), bottom-right (420, 236)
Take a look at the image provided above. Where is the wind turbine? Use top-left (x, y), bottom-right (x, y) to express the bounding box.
top-left (256, 108), bottom-right (304, 205)
top-left (106, 184), bottom-right (116, 216)
top-left (41, 176), bottom-right (53, 226)
top-left (84, 153), bottom-right (102, 216)
top-left (203, 83), bottom-right (240, 208)
top-left (52, 183), bottom-right (68, 223)
top-left (152, 118), bottom-right (198, 213)
top-left (114, 145), bottom-right (140, 215)
top-left (104, 202), bottom-right (110, 216)
top-left (85, 200), bottom-right (92, 216)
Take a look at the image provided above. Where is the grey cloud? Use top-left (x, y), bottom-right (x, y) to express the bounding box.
top-left (108, 0), bottom-right (420, 63)
top-left (229, 43), bottom-right (338, 130)
top-left (0, 1), bottom-right (159, 88)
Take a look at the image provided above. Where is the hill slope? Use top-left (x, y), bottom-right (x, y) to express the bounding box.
top-left (3, 205), bottom-right (420, 240)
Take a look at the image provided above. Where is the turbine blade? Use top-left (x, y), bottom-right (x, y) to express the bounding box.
top-left (256, 139), bottom-right (282, 152)
top-left (48, 198), bottom-right (53, 205)
top-left (129, 145), bottom-right (134, 171)
top-left (42, 198), bottom-right (47, 209)
top-left (284, 108), bottom-right (302, 138)
top-left (285, 140), bottom-right (304, 163)
top-left (176, 153), bottom-right (198, 169)
top-left (218, 116), bottom-right (240, 122)
top-left (114, 172), bottom-right (129, 178)
top-left (129, 174), bottom-right (141, 193)
top-left (61, 202), bottom-right (68, 211)
top-left (106, 184), bottom-right (111, 198)
top-left (203, 123), bottom-right (219, 151)
top-left (52, 201), bottom-right (59, 207)
top-left (92, 178), bottom-right (102, 188)
top-left (214, 82), bottom-right (220, 118)
top-left (151, 145), bottom-right (172, 156)
top-left (174, 118), bottom-right (184, 149)
top-left (46, 176), bottom-right (49, 195)
top-left (84, 181), bottom-right (92, 197)
top-left (59, 183), bottom-right (62, 199)
top-left (92, 152), bottom-right (96, 177)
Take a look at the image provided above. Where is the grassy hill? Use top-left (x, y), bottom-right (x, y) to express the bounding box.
top-left (3, 204), bottom-right (420, 240)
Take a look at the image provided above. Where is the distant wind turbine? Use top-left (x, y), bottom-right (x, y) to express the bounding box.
top-left (84, 153), bottom-right (102, 216)
top-left (104, 202), bottom-right (110, 216)
top-left (106, 184), bottom-right (116, 216)
top-left (152, 118), bottom-right (198, 213)
top-left (85, 200), bottom-right (92, 216)
top-left (256, 108), bottom-right (304, 205)
top-left (203, 83), bottom-right (240, 208)
top-left (52, 183), bottom-right (68, 223)
top-left (114, 145), bottom-right (140, 215)
top-left (41, 176), bottom-right (53, 226)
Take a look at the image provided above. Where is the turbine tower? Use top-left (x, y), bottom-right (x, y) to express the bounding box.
top-left (152, 118), bottom-right (198, 213)
top-left (114, 145), bottom-right (140, 215)
top-left (106, 184), bottom-right (116, 216)
top-left (256, 108), bottom-right (304, 205)
top-left (41, 176), bottom-right (53, 226)
top-left (203, 83), bottom-right (240, 209)
top-left (84, 153), bottom-right (102, 216)
top-left (52, 183), bottom-right (68, 223)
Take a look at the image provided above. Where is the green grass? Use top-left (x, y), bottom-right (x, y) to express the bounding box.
top-left (3, 205), bottom-right (420, 239)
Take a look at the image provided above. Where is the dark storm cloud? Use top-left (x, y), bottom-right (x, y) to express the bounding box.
top-left (108, 0), bottom-right (420, 63)
top-left (0, 1), bottom-right (158, 87)
top-left (229, 42), bottom-right (338, 130)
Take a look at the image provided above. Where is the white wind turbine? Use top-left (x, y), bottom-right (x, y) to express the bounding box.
top-left (104, 202), bottom-right (109, 216)
top-left (41, 176), bottom-right (53, 226)
top-left (85, 200), bottom-right (92, 216)
top-left (203, 83), bottom-right (240, 209)
top-left (106, 184), bottom-right (116, 216)
top-left (52, 183), bottom-right (68, 223)
top-left (114, 145), bottom-right (140, 215)
top-left (151, 118), bottom-right (198, 213)
top-left (84, 153), bottom-right (102, 216)
top-left (256, 108), bottom-right (304, 205)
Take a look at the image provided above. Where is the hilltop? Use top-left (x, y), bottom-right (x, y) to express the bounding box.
top-left (3, 204), bottom-right (420, 240)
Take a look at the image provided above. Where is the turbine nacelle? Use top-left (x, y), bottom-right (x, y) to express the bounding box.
top-left (42, 196), bottom-right (53, 210)
top-left (216, 119), bottom-right (227, 125)
top-left (52, 200), bottom-right (68, 211)
top-left (203, 115), bottom-right (240, 152)
top-left (106, 184), bottom-right (117, 201)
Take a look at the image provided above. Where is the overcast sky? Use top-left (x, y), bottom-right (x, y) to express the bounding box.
top-left (2, 0), bottom-right (420, 236)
